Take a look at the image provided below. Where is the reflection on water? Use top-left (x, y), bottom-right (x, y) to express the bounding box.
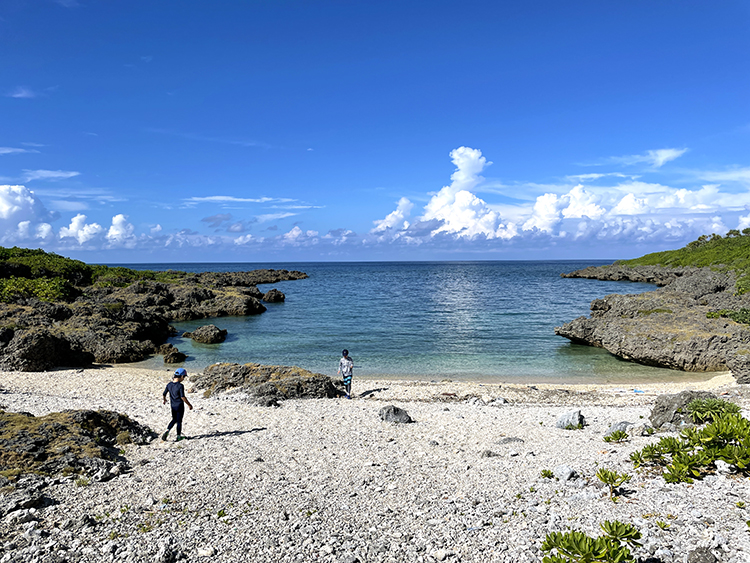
top-left (124, 260), bottom-right (698, 384)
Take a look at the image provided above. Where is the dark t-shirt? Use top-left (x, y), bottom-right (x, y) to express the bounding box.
top-left (164, 381), bottom-right (186, 409)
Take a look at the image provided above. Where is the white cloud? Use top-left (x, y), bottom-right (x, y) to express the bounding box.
top-left (256, 212), bottom-right (296, 222)
top-left (281, 226), bottom-right (319, 245)
top-left (561, 185), bottom-right (606, 220)
top-left (59, 214), bottom-right (104, 244)
top-left (0, 147), bottom-right (37, 155)
top-left (699, 167), bottom-right (750, 186)
top-left (7, 87), bottom-right (37, 99)
top-left (611, 193), bottom-right (648, 215)
top-left (186, 196), bottom-right (278, 204)
top-left (606, 148), bottom-right (688, 168)
top-left (22, 169), bottom-right (80, 182)
top-left (106, 214), bottom-right (137, 248)
top-left (371, 197), bottom-right (413, 233)
top-left (0, 185), bottom-right (57, 224)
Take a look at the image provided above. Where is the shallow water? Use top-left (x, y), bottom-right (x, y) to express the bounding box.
top-left (119, 260), bottom-right (698, 384)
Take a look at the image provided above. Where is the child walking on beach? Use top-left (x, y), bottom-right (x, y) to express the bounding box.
top-left (338, 349), bottom-right (354, 399)
top-left (162, 368), bottom-right (193, 441)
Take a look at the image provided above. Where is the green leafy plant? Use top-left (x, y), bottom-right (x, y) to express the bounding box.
top-left (655, 521), bottom-right (670, 530)
top-left (542, 520), bottom-right (641, 563)
top-left (688, 397), bottom-right (742, 423)
top-left (604, 430), bottom-right (629, 443)
top-left (596, 468), bottom-right (631, 498)
top-left (541, 469), bottom-right (554, 479)
top-left (631, 412), bottom-right (750, 483)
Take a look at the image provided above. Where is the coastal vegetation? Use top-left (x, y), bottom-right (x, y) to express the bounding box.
top-left (629, 398), bottom-right (750, 483)
top-left (0, 246), bottom-right (189, 303)
top-left (619, 229), bottom-right (750, 294)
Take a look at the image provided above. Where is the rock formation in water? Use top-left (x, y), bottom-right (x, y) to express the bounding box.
top-left (555, 265), bottom-right (750, 383)
top-left (0, 269), bottom-right (307, 371)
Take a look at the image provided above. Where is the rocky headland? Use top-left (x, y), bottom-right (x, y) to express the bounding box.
top-left (556, 265), bottom-right (750, 383)
top-left (0, 268), bottom-right (307, 371)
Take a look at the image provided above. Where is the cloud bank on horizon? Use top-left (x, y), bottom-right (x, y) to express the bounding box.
top-left (0, 144), bottom-right (747, 261)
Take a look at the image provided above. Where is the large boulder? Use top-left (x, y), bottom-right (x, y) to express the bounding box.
top-left (379, 405), bottom-right (414, 423)
top-left (0, 328), bottom-right (93, 371)
top-left (262, 289), bottom-right (285, 303)
top-left (183, 324), bottom-right (227, 344)
top-left (649, 390), bottom-right (716, 430)
top-left (192, 362), bottom-right (340, 404)
top-left (0, 409), bottom-right (155, 483)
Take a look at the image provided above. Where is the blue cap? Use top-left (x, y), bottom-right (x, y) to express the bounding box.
top-left (174, 368), bottom-right (187, 377)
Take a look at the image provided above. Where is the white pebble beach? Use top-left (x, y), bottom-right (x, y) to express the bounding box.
top-left (1, 366), bottom-right (749, 563)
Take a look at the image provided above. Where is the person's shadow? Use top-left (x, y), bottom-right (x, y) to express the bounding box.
top-left (359, 387), bottom-right (389, 398)
top-left (187, 428), bottom-right (267, 440)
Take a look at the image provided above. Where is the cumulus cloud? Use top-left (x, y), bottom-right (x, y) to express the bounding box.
top-left (59, 214), bottom-right (104, 244)
top-left (106, 214), bottom-right (137, 248)
top-left (371, 197), bottom-right (413, 233)
top-left (281, 226), bottom-right (319, 245)
top-left (366, 146), bottom-right (747, 253)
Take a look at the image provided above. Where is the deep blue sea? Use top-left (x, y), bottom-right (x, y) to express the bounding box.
top-left (119, 261), bottom-right (691, 384)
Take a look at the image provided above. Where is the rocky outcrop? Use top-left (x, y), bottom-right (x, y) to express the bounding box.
top-left (262, 289), bottom-right (285, 303)
top-left (556, 265), bottom-right (750, 380)
top-left (0, 269), bottom-right (306, 370)
top-left (183, 324), bottom-right (227, 344)
top-left (192, 362), bottom-right (342, 405)
top-left (0, 409), bottom-right (155, 482)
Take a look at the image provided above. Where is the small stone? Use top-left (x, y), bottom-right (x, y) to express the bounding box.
top-left (197, 548), bottom-right (216, 557)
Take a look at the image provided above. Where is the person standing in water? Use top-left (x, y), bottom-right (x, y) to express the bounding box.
top-left (337, 349), bottom-right (354, 399)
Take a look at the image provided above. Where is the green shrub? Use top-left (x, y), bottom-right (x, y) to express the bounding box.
top-left (541, 469), bottom-right (554, 479)
top-left (596, 468), bottom-right (631, 498)
top-left (619, 232), bottom-right (750, 294)
top-left (631, 412), bottom-right (750, 483)
top-left (688, 397), bottom-right (741, 423)
top-left (603, 430), bottom-right (629, 443)
top-left (706, 309), bottom-right (750, 325)
top-left (0, 276), bottom-right (75, 302)
top-left (542, 520), bottom-right (641, 563)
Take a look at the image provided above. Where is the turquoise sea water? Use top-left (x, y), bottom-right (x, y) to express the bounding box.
top-left (121, 261), bottom-right (689, 384)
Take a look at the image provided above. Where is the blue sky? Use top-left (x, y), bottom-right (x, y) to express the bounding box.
top-left (2, 1), bottom-right (750, 263)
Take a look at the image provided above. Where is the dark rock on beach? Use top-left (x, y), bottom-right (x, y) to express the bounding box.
top-left (556, 265), bottom-right (750, 380)
top-left (0, 269), bottom-right (306, 371)
top-left (0, 409), bottom-right (155, 484)
top-left (379, 405), bottom-right (414, 423)
top-left (649, 390), bottom-right (716, 430)
top-left (192, 362), bottom-right (341, 405)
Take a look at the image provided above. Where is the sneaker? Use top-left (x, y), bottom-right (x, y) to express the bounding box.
top-left (161, 431), bottom-right (169, 441)
top-left (176, 435), bottom-right (186, 442)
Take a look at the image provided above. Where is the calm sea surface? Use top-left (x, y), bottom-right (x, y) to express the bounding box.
top-left (118, 261), bottom-right (692, 384)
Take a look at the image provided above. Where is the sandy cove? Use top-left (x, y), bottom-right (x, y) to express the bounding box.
top-left (1, 367), bottom-right (749, 563)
